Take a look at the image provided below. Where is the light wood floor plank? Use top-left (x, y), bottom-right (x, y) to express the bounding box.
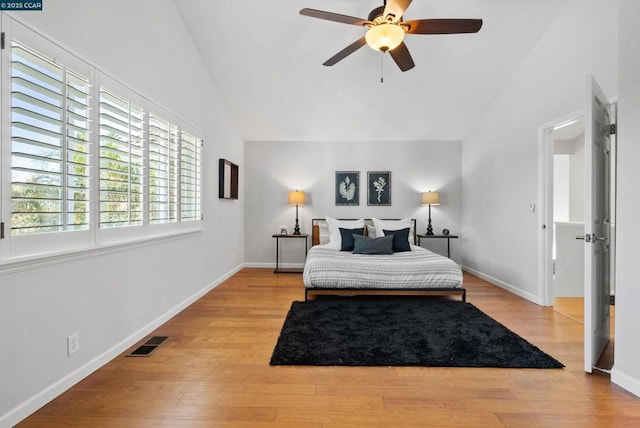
top-left (17, 269), bottom-right (640, 427)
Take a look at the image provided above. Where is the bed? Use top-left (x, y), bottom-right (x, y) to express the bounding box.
top-left (303, 218), bottom-right (465, 301)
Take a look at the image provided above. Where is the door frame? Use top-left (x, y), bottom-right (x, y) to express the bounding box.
top-left (538, 110), bottom-right (585, 307)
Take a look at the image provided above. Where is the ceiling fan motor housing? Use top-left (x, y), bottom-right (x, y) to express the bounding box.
top-left (368, 6), bottom-right (386, 22)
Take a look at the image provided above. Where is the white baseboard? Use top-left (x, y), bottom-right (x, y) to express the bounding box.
top-left (461, 265), bottom-right (543, 305)
top-left (611, 368), bottom-right (640, 398)
top-left (0, 264), bottom-right (244, 428)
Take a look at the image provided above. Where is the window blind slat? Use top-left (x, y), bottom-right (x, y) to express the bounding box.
top-left (11, 61), bottom-right (63, 92)
top-left (12, 119), bottom-right (64, 141)
top-left (12, 76), bottom-right (63, 104)
top-left (12, 91), bottom-right (63, 116)
top-left (12, 106), bottom-right (63, 129)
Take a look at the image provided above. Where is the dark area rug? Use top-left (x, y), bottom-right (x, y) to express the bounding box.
top-left (270, 298), bottom-right (564, 368)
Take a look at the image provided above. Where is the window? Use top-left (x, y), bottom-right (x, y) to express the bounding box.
top-left (1, 18), bottom-right (203, 262)
top-left (99, 88), bottom-right (145, 228)
top-left (10, 42), bottom-right (90, 236)
top-left (180, 131), bottom-right (202, 222)
top-left (148, 114), bottom-right (175, 225)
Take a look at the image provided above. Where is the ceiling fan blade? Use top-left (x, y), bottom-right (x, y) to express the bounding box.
top-left (404, 19), bottom-right (483, 34)
top-left (300, 8), bottom-right (369, 26)
top-left (383, 0), bottom-right (413, 22)
top-left (323, 37), bottom-right (367, 66)
top-left (389, 41), bottom-right (415, 72)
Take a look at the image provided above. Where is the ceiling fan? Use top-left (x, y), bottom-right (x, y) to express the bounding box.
top-left (300, 0), bottom-right (482, 72)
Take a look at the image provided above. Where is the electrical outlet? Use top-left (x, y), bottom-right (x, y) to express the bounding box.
top-left (67, 332), bottom-right (80, 356)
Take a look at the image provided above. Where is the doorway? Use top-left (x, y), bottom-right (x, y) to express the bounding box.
top-left (551, 118), bottom-right (585, 315)
top-left (539, 110), bottom-right (616, 371)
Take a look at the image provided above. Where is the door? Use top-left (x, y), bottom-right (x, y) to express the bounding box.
top-left (584, 75), bottom-right (613, 373)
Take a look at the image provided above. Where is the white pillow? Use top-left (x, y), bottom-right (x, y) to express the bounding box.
top-left (372, 217), bottom-right (414, 245)
top-left (318, 221), bottom-right (331, 245)
top-left (325, 217), bottom-right (365, 250)
top-left (366, 223), bottom-right (377, 238)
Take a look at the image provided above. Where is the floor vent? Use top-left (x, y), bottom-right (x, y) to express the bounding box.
top-left (127, 336), bottom-right (169, 357)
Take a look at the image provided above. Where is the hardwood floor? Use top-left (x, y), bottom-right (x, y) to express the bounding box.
top-left (19, 270), bottom-right (640, 427)
top-left (553, 297), bottom-right (615, 370)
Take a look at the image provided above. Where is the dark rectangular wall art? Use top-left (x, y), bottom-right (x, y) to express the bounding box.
top-left (367, 171), bottom-right (391, 206)
top-left (335, 171), bottom-right (359, 206)
top-left (219, 159), bottom-right (239, 199)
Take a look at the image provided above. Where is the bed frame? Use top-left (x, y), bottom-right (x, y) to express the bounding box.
top-left (306, 218), bottom-right (466, 302)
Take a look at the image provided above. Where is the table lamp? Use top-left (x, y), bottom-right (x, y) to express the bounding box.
top-left (421, 191), bottom-right (440, 235)
top-left (288, 190), bottom-right (305, 235)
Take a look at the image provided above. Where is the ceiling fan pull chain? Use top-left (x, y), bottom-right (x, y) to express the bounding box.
top-left (380, 53), bottom-right (384, 83)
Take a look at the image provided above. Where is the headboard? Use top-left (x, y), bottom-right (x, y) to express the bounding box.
top-left (311, 218), bottom-right (417, 247)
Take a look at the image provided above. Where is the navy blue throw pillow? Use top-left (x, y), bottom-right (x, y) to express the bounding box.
top-left (339, 227), bottom-right (365, 251)
top-left (383, 228), bottom-right (411, 252)
top-left (352, 234), bottom-right (394, 255)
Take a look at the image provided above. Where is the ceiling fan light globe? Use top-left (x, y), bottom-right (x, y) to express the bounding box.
top-left (365, 23), bottom-right (404, 52)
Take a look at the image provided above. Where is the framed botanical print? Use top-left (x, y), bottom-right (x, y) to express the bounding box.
top-left (367, 171), bottom-right (391, 206)
top-left (335, 171), bottom-right (359, 206)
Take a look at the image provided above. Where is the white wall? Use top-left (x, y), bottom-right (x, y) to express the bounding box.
top-left (0, 1), bottom-right (244, 425)
top-left (569, 135), bottom-right (585, 222)
top-left (612, 0), bottom-right (640, 398)
top-left (553, 154), bottom-right (570, 222)
top-left (554, 134), bottom-right (586, 223)
top-left (553, 222), bottom-right (584, 297)
top-left (460, 0), bottom-right (617, 302)
top-left (244, 140), bottom-right (462, 266)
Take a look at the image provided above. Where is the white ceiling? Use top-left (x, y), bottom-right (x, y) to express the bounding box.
top-left (175, 0), bottom-right (570, 142)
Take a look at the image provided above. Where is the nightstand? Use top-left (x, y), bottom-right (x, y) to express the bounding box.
top-left (272, 234), bottom-right (308, 273)
top-left (417, 234), bottom-right (459, 258)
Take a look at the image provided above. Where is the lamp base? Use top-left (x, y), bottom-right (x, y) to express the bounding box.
top-left (293, 205), bottom-right (301, 235)
top-left (426, 205), bottom-right (435, 235)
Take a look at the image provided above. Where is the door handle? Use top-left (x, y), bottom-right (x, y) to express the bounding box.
top-left (591, 233), bottom-right (608, 242)
top-left (581, 233), bottom-right (608, 243)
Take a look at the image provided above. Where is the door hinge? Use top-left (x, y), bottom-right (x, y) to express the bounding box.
top-left (609, 124), bottom-right (616, 135)
top-left (1, 222), bottom-right (5, 239)
top-left (1, 32), bottom-right (5, 50)
top-left (610, 295), bottom-right (615, 306)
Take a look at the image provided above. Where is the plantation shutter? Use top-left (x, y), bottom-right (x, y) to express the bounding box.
top-left (64, 71), bottom-right (91, 231)
top-left (148, 114), bottom-right (171, 224)
top-left (10, 42), bottom-right (90, 236)
top-left (99, 88), bottom-right (145, 228)
top-left (168, 124), bottom-right (179, 222)
top-left (180, 132), bottom-right (202, 221)
top-left (2, 16), bottom-right (203, 261)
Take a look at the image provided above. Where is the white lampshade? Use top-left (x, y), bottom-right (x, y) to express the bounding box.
top-left (421, 191), bottom-right (440, 206)
top-left (288, 190), bottom-right (306, 206)
top-left (365, 23), bottom-right (405, 52)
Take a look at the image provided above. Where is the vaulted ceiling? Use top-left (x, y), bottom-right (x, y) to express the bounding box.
top-left (176, 0), bottom-right (570, 142)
